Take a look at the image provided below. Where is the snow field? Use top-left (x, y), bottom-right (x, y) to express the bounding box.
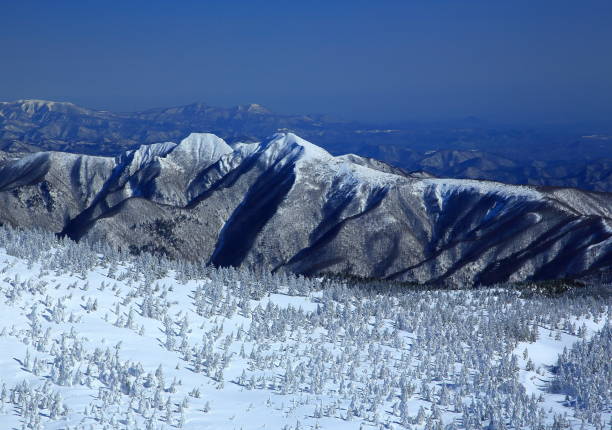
top-left (0, 226), bottom-right (609, 430)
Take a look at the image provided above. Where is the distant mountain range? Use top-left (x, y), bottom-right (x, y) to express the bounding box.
top-left (1, 132), bottom-right (611, 284)
top-left (0, 99), bottom-right (351, 154)
top-left (1, 99), bottom-right (611, 192)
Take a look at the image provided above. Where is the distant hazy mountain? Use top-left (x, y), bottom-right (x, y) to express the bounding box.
top-left (1, 132), bottom-right (611, 284)
top-left (0, 99), bottom-right (352, 154)
top-left (1, 99), bottom-right (611, 192)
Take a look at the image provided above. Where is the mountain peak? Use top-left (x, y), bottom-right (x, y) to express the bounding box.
top-left (13, 99), bottom-right (89, 115)
top-left (17, 98), bottom-right (72, 106)
top-left (169, 133), bottom-right (233, 166)
top-left (268, 132), bottom-right (332, 161)
top-left (237, 103), bottom-right (272, 115)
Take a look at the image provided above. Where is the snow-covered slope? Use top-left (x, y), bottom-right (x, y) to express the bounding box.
top-left (0, 132), bottom-right (611, 284)
top-left (0, 226), bottom-right (609, 429)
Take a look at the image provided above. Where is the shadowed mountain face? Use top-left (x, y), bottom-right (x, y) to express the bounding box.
top-left (0, 132), bottom-right (611, 285)
top-left (1, 99), bottom-right (611, 192)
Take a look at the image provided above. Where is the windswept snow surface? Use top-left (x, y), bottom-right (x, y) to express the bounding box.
top-left (268, 132), bottom-right (403, 188)
top-left (419, 178), bottom-right (543, 206)
top-left (127, 142), bottom-right (177, 171)
top-left (0, 227), bottom-right (610, 429)
top-left (169, 133), bottom-right (233, 165)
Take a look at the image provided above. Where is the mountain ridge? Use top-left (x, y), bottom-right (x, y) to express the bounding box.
top-left (0, 132), bottom-right (611, 285)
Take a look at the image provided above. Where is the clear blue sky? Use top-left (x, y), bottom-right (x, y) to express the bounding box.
top-left (1, 0), bottom-right (611, 125)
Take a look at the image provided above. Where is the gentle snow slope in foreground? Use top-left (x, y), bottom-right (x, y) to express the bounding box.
top-left (0, 228), bottom-right (609, 429)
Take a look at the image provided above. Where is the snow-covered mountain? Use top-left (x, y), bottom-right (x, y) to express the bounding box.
top-left (0, 226), bottom-right (609, 429)
top-left (0, 132), bottom-right (611, 284)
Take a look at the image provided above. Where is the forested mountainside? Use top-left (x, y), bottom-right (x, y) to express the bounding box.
top-left (2, 99), bottom-right (611, 192)
top-left (0, 225), bottom-right (609, 429)
top-left (0, 132), bottom-right (611, 284)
